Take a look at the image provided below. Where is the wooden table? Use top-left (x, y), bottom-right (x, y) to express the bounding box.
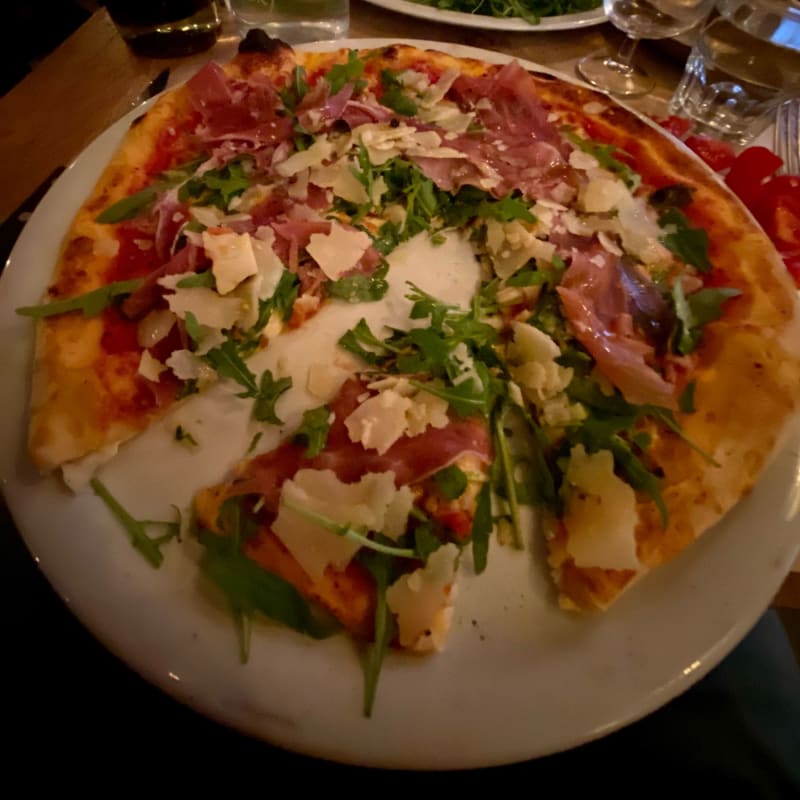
top-left (0, 3), bottom-right (797, 602)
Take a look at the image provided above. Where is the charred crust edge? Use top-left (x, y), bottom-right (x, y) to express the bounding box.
top-left (237, 28), bottom-right (291, 55)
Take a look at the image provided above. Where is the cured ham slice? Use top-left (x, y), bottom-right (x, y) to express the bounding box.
top-left (557, 247), bottom-right (679, 409)
top-left (186, 62), bottom-right (293, 148)
top-left (121, 242), bottom-right (206, 319)
top-left (222, 377), bottom-right (492, 511)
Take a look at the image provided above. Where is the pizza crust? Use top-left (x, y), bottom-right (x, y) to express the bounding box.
top-left (27, 47), bottom-right (298, 473)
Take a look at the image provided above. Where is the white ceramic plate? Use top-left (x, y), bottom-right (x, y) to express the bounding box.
top-left (1, 39), bottom-right (799, 770)
top-left (362, 0), bottom-right (606, 31)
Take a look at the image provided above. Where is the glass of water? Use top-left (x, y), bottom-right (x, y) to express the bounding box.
top-left (577, 0), bottom-right (716, 97)
top-left (670, 0), bottom-right (800, 144)
top-left (227, 0), bottom-right (349, 43)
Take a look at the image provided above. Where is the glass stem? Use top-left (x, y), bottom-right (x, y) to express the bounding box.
top-left (613, 35), bottom-right (641, 69)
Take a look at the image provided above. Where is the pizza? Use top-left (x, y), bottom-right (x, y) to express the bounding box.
top-left (16, 33), bottom-right (800, 713)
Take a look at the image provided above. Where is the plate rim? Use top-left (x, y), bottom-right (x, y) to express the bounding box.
top-left (360, 0), bottom-right (607, 31)
top-left (1, 37), bottom-right (799, 770)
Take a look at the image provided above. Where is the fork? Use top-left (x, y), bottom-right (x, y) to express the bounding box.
top-left (774, 98), bottom-right (800, 175)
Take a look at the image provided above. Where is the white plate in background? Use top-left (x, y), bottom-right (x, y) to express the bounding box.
top-left (362, 0), bottom-right (606, 31)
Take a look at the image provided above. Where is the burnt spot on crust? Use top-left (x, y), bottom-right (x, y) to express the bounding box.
top-left (238, 28), bottom-right (290, 55)
top-left (381, 45), bottom-right (399, 60)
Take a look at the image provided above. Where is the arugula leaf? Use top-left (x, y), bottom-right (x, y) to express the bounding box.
top-left (434, 465), bottom-right (468, 500)
top-left (96, 187), bottom-right (158, 224)
top-left (175, 425), bottom-right (198, 447)
top-left (16, 278), bottom-right (142, 319)
top-left (253, 370), bottom-right (292, 425)
top-left (607, 435), bottom-right (668, 528)
top-left (95, 156), bottom-right (206, 223)
top-left (671, 279), bottom-right (741, 354)
top-left (293, 405), bottom-right (332, 457)
top-left (505, 262), bottom-right (565, 288)
top-left (679, 381), bottom-right (696, 413)
top-left (281, 496), bottom-right (416, 558)
top-left (198, 528), bottom-right (338, 649)
top-left (338, 318), bottom-right (395, 364)
top-left (379, 69), bottom-right (418, 116)
top-left (470, 482), bottom-right (492, 574)
top-left (358, 549), bottom-right (397, 718)
top-left (373, 220), bottom-right (402, 255)
top-left (183, 310), bottom-right (203, 346)
top-left (510, 403), bottom-right (558, 511)
top-left (247, 431), bottom-right (263, 455)
top-left (176, 378), bottom-right (199, 399)
top-left (410, 363), bottom-right (495, 417)
top-left (179, 159), bottom-right (251, 210)
top-left (659, 208), bottom-right (712, 273)
top-left (563, 129), bottom-right (641, 189)
top-left (91, 478), bottom-right (178, 568)
top-left (413, 522), bottom-right (443, 562)
top-left (243, 270), bottom-right (301, 345)
top-left (176, 270), bottom-right (216, 289)
top-left (203, 340), bottom-right (291, 423)
top-left (492, 408), bottom-right (523, 549)
top-left (326, 263), bottom-right (389, 303)
top-left (478, 193), bottom-right (535, 223)
top-left (326, 50), bottom-right (366, 96)
top-left (204, 339), bottom-right (259, 395)
top-left (279, 65), bottom-right (309, 109)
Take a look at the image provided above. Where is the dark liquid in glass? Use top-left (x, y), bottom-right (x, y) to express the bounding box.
top-left (104, 1), bottom-right (221, 57)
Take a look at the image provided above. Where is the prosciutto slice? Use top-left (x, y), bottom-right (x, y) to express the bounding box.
top-left (557, 247), bottom-right (679, 409)
top-left (410, 60), bottom-right (576, 202)
top-left (121, 243), bottom-right (207, 319)
top-left (225, 378), bottom-right (492, 511)
top-left (185, 62), bottom-right (293, 148)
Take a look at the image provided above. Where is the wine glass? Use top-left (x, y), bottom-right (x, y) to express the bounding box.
top-left (577, 0), bottom-right (716, 97)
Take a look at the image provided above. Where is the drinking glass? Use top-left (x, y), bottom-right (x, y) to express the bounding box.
top-left (227, 0), bottom-right (349, 43)
top-left (577, 0), bottom-right (716, 97)
top-left (670, 0), bottom-right (800, 144)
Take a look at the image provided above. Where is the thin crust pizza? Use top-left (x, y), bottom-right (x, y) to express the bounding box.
top-left (17, 34), bottom-right (800, 711)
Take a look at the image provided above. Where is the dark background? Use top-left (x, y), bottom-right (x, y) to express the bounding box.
top-left (1, 2), bottom-right (100, 95)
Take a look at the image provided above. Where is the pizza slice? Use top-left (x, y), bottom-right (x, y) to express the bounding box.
top-left (19, 33), bottom-right (393, 482)
top-left (193, 373), bottom-right (491, 710)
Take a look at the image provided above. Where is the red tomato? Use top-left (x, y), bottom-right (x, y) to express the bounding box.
top-left (657, 115), bottom-right (693, 139)
top-left (751, 175), bottom-right (800, 250)
top-left (724, 146), bottom-right (784, 208)
top-left (684, 134), bottom-right (737, 172)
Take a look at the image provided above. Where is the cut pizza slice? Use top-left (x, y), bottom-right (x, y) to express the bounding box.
top-left (193, 374), bottom-right (492, 708)
top-left (20, 35), bottom-right (395, 481)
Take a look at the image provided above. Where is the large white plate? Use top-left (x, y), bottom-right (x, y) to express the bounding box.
top-left (362, 0), bottom-right (607, 31)
top-left (1, 39), bottom-right (799, 770)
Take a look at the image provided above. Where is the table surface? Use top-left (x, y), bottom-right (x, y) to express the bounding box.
top-left (1, 2), bottom-right (799, 772)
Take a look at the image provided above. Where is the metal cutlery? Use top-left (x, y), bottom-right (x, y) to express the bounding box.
top-left (774, 98), bottom-right (800, 175)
